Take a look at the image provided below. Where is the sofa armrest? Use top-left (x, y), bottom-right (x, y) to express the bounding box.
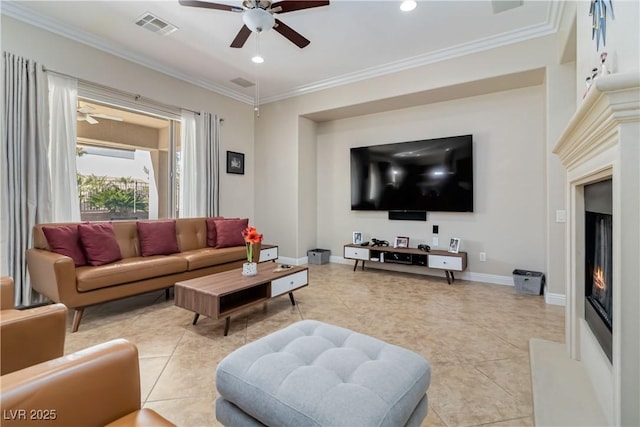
top-left (1, 276), bottom-right (15, 310)
top-left (0, 339), bottom-right (165, 427)
top-left (1, 302), bottom-right (68, 375)
top-left (26, 248), bottom-right (77, 306)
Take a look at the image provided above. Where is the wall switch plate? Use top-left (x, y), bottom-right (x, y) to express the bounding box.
top-left (556, 210), bottom-right (567, 223)
top-left (479, 252), bottom-right (486, 262)
top-left (433, 225), bottom-right (439, 234)
top-left (432, 236), bottom-right (439, 247)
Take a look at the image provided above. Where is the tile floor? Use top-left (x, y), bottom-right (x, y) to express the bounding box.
top-left (64, 263), bottom-right (565, 427)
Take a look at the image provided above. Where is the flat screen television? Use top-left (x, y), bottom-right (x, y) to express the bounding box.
top-left (350, 135), bottom-right (473, 212)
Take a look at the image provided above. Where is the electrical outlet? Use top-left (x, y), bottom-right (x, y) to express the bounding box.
top-left (479, 252), bottom-right (486, 262)
top-left (432, 236), bottom-right (439, 247)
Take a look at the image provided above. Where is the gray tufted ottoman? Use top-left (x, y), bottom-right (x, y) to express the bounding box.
top-left (215, 320), bottom-right (431, 427)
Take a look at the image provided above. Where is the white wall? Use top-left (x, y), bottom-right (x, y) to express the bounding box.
top-left (316, 86), bottom-right (546, 278)
top-left (1, 16), bottom-right (255, 219)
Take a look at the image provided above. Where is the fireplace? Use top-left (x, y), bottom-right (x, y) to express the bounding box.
top-left (584, 180), bottom-right (612, 362)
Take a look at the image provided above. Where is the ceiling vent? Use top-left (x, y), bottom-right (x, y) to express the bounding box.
top-left (231, 77), bottom-right (256, 88)
top-left (135, 12), bottom-right (178, 35)
top-left (491, 0), bottom-right (523, 14)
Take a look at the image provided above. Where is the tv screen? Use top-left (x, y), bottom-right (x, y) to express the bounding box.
top-left (350, 135), bottom-right (473, 212)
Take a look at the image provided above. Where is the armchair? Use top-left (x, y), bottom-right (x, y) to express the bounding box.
top-left (0, 339), bottom-right (175, 426)
top-left (0, 276), bottom-right (68, 375)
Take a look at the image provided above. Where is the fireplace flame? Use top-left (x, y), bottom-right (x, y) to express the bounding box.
top-left (593, 266), bottom-right (607, 291)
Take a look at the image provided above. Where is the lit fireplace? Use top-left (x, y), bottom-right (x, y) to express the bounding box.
top-left (584, 180), bottom-right (613, 362)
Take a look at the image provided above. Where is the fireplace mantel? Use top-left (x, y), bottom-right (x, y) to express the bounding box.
top-left (553, 72), bottom-right (639, 426)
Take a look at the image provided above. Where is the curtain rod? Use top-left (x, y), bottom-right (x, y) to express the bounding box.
top-left (42, 67), bottom-right (203, 117)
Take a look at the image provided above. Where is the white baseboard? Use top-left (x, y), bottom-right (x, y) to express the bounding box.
top-left (545, 290), bottom-right (566, 306)
top-left (278, 256), bottom-right (307, 266)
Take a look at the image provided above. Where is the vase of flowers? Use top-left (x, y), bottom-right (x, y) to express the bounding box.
top-left (241, 226), bottom-right (263, 276)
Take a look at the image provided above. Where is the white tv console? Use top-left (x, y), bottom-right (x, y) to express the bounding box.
top-left (343, 244), bottom-right (468, 284)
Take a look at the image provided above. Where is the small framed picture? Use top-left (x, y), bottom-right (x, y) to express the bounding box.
top-left (448, 238), bottom-right (461, 253)
top-left (394, 236), bottom-right (409, 248)
top-left (352, 231), bottom-right (363, 245)
top-left (226, 151), bottom-right (245, 175)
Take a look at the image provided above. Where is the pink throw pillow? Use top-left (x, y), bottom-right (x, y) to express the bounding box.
top-left (42, 225), bottom-right (87, 267)
top-left (215, 218), bottom-right (249, 248)
top-left (78, 223), bottom-right (122, 266)
top-left (206, 217), bottom-right (224, 247)
top-left (137, 220), bottom-right (179, 256)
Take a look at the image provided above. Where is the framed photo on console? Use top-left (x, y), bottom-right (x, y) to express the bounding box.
top-left (448, 238), bottom-right (461, 253)
top-left (352, 231), bottom-right (363, 245)
top-left (394, 236), bottom-right (409, 248)
top-left (226, 151), bottom-right (245, 175)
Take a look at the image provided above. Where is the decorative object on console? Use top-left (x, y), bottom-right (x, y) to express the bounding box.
top-left (418, 244), bottom-right (430, 252)
top-left (448, 238), bottom-right (461, 254)
top-left (241, 226), bottom-right (263, 276)
top-left (371, 238), bottom-right (389, 247)
top-left (394, 236), bottom-right (409, 248)
top-left (226, 151), bottom-right (245, 175)
top-left (352, 231), bottom-right (363, 244)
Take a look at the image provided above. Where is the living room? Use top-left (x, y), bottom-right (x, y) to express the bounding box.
top-left (1, 1), bottom-right (639, 426)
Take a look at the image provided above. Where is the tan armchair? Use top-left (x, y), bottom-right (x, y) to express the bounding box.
top-left (0, 276), bottom-right (68, 375)
top-left (0, 339), bottom-right (175, 427)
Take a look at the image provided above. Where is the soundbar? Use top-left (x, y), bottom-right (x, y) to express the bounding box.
top-left (388, 210), bottom-right (427, 221)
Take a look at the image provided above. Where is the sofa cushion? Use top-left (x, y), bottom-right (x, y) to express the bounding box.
top-left (78, 223), bottom-right (122, 266)
top-left (137, 221), bottom-right (179, 256)
top-left (42, 225), bottom-right (87, 267)
top-left (215, 218), bottom-right (248, 248)
top-left (76, 256), bottom-right (188, 292)
top-left (216, 320), bottom-right (431, 427)
top-left (175, 247), bottom-right (246, 271)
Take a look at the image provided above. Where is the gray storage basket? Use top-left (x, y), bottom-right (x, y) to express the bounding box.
top-left (512, 269), bottom-right (545, 295)
top-left (307, 249), bottom-right (331, 265)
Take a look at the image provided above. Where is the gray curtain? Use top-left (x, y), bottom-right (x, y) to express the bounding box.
top-left (198, 112), bottom-right (220, 217)
top-left (1, 52), bottom-right (52, 307)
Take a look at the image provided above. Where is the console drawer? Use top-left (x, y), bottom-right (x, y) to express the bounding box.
top-left (344, 246), bottom-right (370, 261)
top-left (428, 255), bottom-right (463, 271)
top-left (271, 270), bottom-right (308, 297)
top-left (259, 247), bottom-right (278, 262)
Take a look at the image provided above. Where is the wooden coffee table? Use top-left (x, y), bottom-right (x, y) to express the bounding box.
top-left (174, 264), bottom-right (308, 336)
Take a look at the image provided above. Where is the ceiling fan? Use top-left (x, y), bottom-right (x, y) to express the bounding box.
top-left (77, 104), bottom-right (124, 125)
top-left (178, 0), bottom-right (329, 48)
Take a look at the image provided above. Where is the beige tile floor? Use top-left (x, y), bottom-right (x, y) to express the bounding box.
top-left (65, 263), bottom-right (565, 427)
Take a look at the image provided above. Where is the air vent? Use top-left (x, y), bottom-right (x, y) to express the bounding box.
top-left (231, 77), bottom-right (255, 88)
top-left (491, 0), bottom-right (523, 14)
top-left (135, 12), bottom-right (178, 35)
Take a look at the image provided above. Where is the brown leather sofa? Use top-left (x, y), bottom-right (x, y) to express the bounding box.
top-left (0, 338), bottom-right (176, 427)
top-left (26, 218), bottom-right (247, 332)
top-left (0, 276), bottom-right (68, 375)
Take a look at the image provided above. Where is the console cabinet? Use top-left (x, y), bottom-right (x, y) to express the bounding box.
top-left (343, 244), bottom-right (467, 284)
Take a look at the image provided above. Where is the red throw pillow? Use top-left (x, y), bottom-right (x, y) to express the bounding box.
top-left (42, 225), bottom-right (87, 267)
top-left (215, 218), bottom-right (249, 248)
top-left (137, 220), bottom-right (179, 256)
top-left (78, 223), bottom-right (122, 266)
top-left (206, 217), bottom-right (224, 247)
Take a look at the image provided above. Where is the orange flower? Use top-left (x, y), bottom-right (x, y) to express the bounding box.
top-left (242, 226), bottom-right (263, 244)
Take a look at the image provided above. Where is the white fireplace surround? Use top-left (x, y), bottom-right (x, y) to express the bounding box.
top-left (553, 72), bottom-right (639, 426)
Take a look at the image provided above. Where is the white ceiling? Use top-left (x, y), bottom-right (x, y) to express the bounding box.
top-left (2, 0), bottom-right (560, 104)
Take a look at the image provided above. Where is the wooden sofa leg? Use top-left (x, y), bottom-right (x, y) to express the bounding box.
top-left (71, 308), bottom-right (84, 333)
top-left (165, 288), bottom-right (171, 300)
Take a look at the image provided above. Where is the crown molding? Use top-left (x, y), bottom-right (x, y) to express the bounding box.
top-left (3, 1), bottom-right (562, 106)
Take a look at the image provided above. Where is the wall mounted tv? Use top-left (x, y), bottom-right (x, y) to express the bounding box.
top-left (350, 135), bottom-right (473, 212)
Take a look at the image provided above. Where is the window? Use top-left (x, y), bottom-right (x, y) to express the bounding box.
top-left (75, 98), bottom-right (182, 221)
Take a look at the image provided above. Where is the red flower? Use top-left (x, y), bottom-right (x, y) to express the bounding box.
top-left (241, 226), bottom-right (263, 244)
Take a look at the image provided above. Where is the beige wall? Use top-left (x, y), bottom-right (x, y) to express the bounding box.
top-left (316, 86), bottom-right (546, 278)
top-left (2, 16), bottom-right (255, 220)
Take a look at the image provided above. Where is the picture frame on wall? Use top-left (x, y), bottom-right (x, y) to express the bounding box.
top-left (448, 238), bottom-right (461, 254)
top-left (394, 236), bottom-right (409, 248)
top-left (352, 231), bottom-right (363, 245)
top-left (226, 151), bottom-right (245, 175)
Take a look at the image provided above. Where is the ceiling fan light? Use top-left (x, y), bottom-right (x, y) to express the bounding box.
top-left (400, 0), bottom-right (417, 12)
top-left (252, 54), bottom-right (264, 64)
top-left (242, 8), bottom-right (275, 33)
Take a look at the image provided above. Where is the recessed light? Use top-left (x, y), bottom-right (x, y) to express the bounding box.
top-left (400, 0), bottom-right (417, 12)
top-left (252, 55), bottom-right (264, 64)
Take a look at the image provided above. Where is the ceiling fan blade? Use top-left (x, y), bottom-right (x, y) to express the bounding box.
top-left (230, 25), bottom-right (252, 48)
top-left (274, 19), bottom-right (310, 48)
top-left (85, 115), bottom-right (99, 125)
top-left (271, 1), bottom-right (329, 14)
top-left (178, 0), bottom-right (243, 12)
top-left (91, 113), bottom-right (123, 122)
top-left (77, 105), bottom-right (94, 114)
